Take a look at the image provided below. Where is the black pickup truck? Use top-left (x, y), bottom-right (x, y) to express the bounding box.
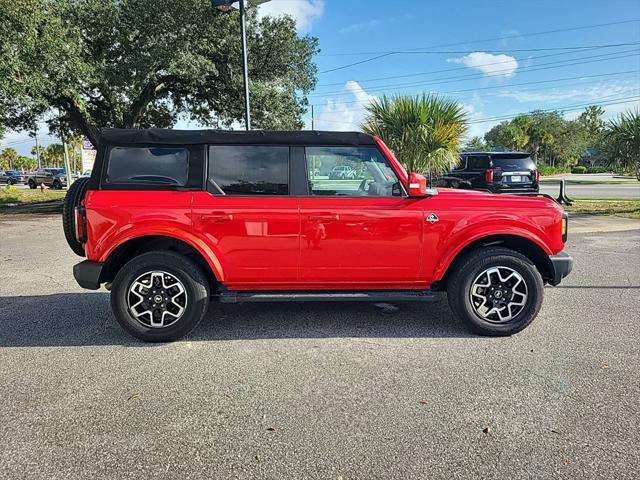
top-left (435, 152), bottom-right (540, 194)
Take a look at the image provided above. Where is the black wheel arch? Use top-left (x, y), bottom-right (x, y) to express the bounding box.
top-left (100, 236), bottom-right (219, 292)
top-left (434, 234), bottom-right (554, 290)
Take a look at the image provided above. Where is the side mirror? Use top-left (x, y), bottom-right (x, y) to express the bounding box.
top-left (408, 172), bottom-right (438, 197)
top-left (408, 172), bottom-right (427, 196)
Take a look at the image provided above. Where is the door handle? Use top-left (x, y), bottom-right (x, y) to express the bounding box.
top-left (206, 212), bottom-right (233, 223)
top-left (308, 214), bottom-right (339, 223)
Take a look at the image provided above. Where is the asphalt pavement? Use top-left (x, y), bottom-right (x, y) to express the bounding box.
top-left (540, 182), bottom-right (640, 199)
top-left (0, 214), bottom-right (639, 479)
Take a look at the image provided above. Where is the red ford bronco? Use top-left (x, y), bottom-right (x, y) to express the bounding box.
top-left (64, 129), bottom-right (572, 342)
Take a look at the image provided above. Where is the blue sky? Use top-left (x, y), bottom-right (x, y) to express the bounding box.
top-left (292, 0), bottom-right (640, 137)
top-left (3, 0), bottom-right (639, 154)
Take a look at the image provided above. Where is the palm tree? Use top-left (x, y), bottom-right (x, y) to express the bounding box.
top-left (362, 94), bottom-right (468, 179)
top-left (602, 110), bottom-right (640, 180)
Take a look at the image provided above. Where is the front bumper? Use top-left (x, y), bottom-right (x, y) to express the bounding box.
top-left (73, 261), bottom-right (104, 290)
top-left (548, 252), bottom-right (573, 286)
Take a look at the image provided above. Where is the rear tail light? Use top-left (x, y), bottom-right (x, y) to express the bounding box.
top-left (561, 213), bottom-right (568, 242)
top-left (534, 170), bottom-right (541, 183)
top-left (75, 206), bottom-right (87, 243)
top-left (484, 168), bottom-right (495, 183)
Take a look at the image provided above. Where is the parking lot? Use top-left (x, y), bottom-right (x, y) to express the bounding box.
top-left (0, 213), bottom-right (639, 479)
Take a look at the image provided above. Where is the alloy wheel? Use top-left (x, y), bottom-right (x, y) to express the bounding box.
top-left (469, 266), bottom-right (528, 323)
top-left (127, 270), bottom-right (188, 328)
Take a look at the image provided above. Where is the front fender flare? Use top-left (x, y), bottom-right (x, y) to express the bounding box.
top-left (432, 225), bottom-right (553, 282)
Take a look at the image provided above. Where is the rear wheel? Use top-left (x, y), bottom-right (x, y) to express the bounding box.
top-left (447, 247), bottom-right (544, 336)
top-left (52, 179), bottom-right (62, 190)
top-left (110, 251), bottom-right (210, 342)
top-left (28, 179), bottom-right (37, 189)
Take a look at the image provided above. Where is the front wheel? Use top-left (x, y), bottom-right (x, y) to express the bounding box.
top-left (447, 247), bottom-right (544, 336)
top-left (110, 251), bottom-right (210, 342)
top-left (28, 179), bottom-right (37, 189)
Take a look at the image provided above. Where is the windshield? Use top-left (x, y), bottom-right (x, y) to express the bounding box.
top-left (490, 154), bottom-right (536, 171)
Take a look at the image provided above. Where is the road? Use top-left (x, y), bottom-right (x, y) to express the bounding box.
top-left (540, 182), bottom-right (640, 199)
top-left (1, 214), bottom-right (639, 479)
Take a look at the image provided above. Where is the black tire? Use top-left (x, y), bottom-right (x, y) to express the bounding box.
top-left (110, 251), bottom-right (210, 342)
top-left (62, 177), bottom-right (90, 257)
top-left (52, 179), bottom-right (62, 190)
top-left (28, 179), bottom-right (37, 189)
top-left (8, 178), bottom-right (15, 185)
top-left (447, 247), bottom-right (544, 336)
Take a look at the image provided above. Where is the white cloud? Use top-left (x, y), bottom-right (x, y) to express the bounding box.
top-left (258, 0), bottom-right (324, 33)
top-left (314, 80), bottom-right (377, 131)
top-left (340, 19), bottom-right (380, 34)
top-left (496, 81), bottom-right (639, 104)
top-left (449, 52), bottom-right (519, 78)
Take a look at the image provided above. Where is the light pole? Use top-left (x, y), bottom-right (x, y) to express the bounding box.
top-left (212, 0), bottom-right (271, 131)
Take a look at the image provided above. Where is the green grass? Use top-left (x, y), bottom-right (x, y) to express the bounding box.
top-left (565, 199), bottom-right (640, 219)
top-left (0, 188), bottom-right (67, 206)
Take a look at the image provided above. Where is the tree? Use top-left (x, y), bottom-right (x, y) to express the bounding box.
top-left (0, 0), bottom-right (318, 146)
top-left (14, 155), bottom-right (37, 171)
top-left (362, 94), bottom-right (468, 176)
top-left (485, 111), bottom-right (588, 167)
top-left (484, 118), bottom-right (529, 151)
top-left (578, 105), bottom-right (605, 140)
top-left (601, 110), bottom-right (640, 180)
top-left (463, 136), bottom-right (487, 152)
top-left (0, 147), bottom-right (19, 170)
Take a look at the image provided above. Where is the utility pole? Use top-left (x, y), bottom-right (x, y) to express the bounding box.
top-left (213, 0), bottom-right (272, 131)
top-left (34, 133), bottom-right (41, 169)
top-left (62, 137), bottom-right (73, 189)
top-left (239, 0), bottom-right (251, 130)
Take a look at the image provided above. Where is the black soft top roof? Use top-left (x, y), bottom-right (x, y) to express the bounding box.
top-left (100, 128), bottom-right (377, 147)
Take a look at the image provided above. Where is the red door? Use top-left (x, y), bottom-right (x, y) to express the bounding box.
top-left (192, 145), bottom-right (300, 289)
top-left (192, 194), bottom-right (300, 288)
top-left (299, 145), bottom-right (424, 289)
top-left (298, 197), bottom-right (423, 288)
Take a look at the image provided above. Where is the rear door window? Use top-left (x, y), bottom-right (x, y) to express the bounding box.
top-left (208, 146), bottom-right (289, 195)
top-left (466, 156), bottom-right (490, 170)
top-left (106, 147), bottom-right (189, 185)
top-left (490, 154), bottom-right (536, 171)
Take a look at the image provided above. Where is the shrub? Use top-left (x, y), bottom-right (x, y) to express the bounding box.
top-left (586, 166), bottom-right (608, 174)
top-left (538, 165), bottom-right (570, 176)
top-left (571, 166), bottom-right (588, 174)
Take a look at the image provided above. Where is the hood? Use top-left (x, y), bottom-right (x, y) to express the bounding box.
top-left (434, 187), bottom-right (562, 211)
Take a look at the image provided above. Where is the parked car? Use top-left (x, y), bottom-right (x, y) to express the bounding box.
top-left (27, 168), bottom-right (76, 189)
top-left (328, 165), bottom-right (357, 179)
top-left (0, 170), bottom-right (27, 185)
top-left (65, 129), bottom-right (572, 342)
top-left (435, 152), bottom-right (540, 194)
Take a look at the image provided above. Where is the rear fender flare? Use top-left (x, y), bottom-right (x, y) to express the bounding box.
top-left (99, 228), bottom-right (226, 283)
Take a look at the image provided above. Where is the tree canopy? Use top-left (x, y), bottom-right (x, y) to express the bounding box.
top-left (363, 94), bottom-right (468, 176)
top-left (601, 110), bottom-right (640, 179)
top-left (0, 0), bottom-right (319, 146)
top-left (484, 109), bottom-right (595, 167)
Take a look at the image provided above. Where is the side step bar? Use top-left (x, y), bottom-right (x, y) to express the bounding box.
top-left (218, 290), bottom-right (439, 304)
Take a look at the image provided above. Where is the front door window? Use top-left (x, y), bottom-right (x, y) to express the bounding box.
top-left (306, 147), bottom-right (403, 197)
